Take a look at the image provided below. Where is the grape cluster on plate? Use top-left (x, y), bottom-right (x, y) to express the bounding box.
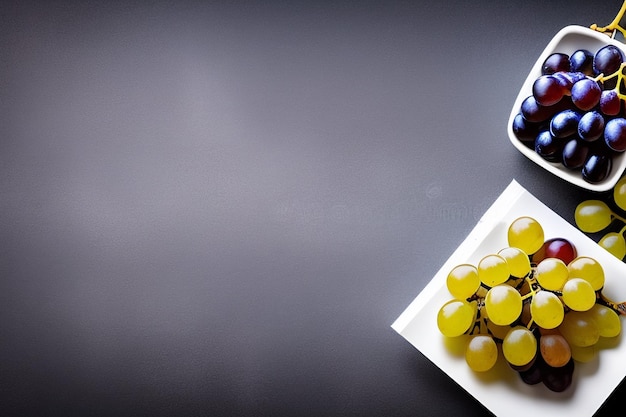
top-left (511, 45), bottom-right (626, 184)
top-left (437, 217), bottom-right (623, 392)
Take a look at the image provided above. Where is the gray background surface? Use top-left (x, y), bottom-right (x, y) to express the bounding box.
top-left (1, 0), bottom-right (623, 415)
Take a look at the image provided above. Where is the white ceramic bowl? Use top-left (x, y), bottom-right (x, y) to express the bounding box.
top-left (508, 25), bottom-right (626, 192)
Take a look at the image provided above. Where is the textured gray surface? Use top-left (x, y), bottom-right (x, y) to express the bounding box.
top-left (1, 1), bottom-right (623, 416)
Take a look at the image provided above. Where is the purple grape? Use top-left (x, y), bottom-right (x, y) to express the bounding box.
top-left (593, 44), bottom-right (624, 76)
top-left (582, 152), bottom-right (612, 183)
top-left (512, 113), bottom-right (541, 143)
top-left (535, 130), bottom-right (564, 161)
top-left (577, 111), bottom-right (604, 142)
top-left (600, 89), bottom-right (621, 116)
top-left (604, 117), bottom-right (626, 152)
top-left (571, 78), bottom-right (601, 111)
top-left (570, 49), bottom-right (594, 75)
top-left (550, 109), bottom-right (581, 138)
top-left (533, 75), bottom-right (565, 106)
top-left (541, 358), bottom-right (574, 393)
top-left (562, 138), bottom-right (590, 169)
top-left (542, 53), bottom-right (570, 75)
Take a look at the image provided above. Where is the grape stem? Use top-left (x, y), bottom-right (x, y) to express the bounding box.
top-left (590, 0), bottom-right (626, 38)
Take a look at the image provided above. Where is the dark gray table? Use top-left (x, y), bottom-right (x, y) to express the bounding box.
top-left (1, 1), bottom-right (624, 415)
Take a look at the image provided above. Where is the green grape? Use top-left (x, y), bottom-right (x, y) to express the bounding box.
top-left (613, 175), bottom-right (626, 211)
top-left (446, 264), bottom-right (480, 300)
top-left (539, 334), bottom-right (571, 368)
top-left (574, 200), bottom-right (612, 233)
top-left (588, 304), bottom-right (621, 338)
top-left (437, 299), bottom-right (476, 337)
top-left (569, 343), bottom-right (597, 363)
top-left (484, 284), bottom-right (522, 326)
top-left (502, 326), bottom-right (537, 367)
top-left (559, 311), bottom-right (600, 347)
top-left (599, 232), bottom-right (626, 260)
top-left (477, 254), bottom-right (510, 287)
top-left (465, 335), bottom-right (498, 372)
top-left (535, 258), bottom-right (569, 291)
top-left (507, 216), bottom-right (544, 255)
top-left (567, 256), bottom-right (605, 291)
top-left (498, 247), bottom-right (531, 278)
top-left (530, 290), bottom-right (564, 329)
top-left (561, 278), bottom-right (596, 311)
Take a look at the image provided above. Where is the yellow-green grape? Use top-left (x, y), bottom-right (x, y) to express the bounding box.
top-left (535, 258), bottom-right (569, 291)
top-left (502, 326), bottom-right (537, 367)
top-left (446, 264), bottom-right (480, 300)
top-left (561, 278), bottom-right (596, 312)
top-left (484, 284), bottom-right (522, 326)
top-left (530, 290), bottom-right (564, 329)
top-left (598, 232), bottom-right (626, 260)
top-left (437, 299), bottom-right (476, 337)
top-left (507, 216), bottom-right (544, 255)
top-left (574, 200), bottom-right (612, 233)
top-left (497, 247), bottom-right (531, 278)
top-left (559, 311), bottom-right (600, 347)
top-left (613, 175), bottom-right (626, 211)
top-left (569, 344), bottom-right (597, 363)
top-left (567, 256), bottom-right (605, 291)
top-left (587, 304), bottom-right (621, 338)
top-left (539, 334), bottom-right (571, 368)
top-left (477, 254), bottom-right (510, 287)
top-left (465, 335), bottom-right (498, 372)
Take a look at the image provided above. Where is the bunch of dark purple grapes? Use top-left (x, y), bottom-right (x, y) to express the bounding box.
top-left (512, 45), bottom-right (626, 184)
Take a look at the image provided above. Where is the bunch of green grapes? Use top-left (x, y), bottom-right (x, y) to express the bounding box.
top-left (574, 176), bottom-right (626, 260)
top-left (437, 216), bottom-right (624, 392)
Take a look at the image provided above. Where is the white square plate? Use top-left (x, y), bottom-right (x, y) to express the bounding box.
top-left (508, 25), bottom-right (626, 192)
top-left (392, 180), bottom-right (626, 417)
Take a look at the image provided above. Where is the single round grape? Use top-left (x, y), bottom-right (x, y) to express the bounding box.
top-left (561, 138), bottom-right (589, 169)
top-left (540, 334), bottom-right (571, 368)
top-left (571, 78), bottom-right (601, 111)
top-left (559, 310), bottom-right (599, 347)
top-left (534, 130), bottom-right (563, 162)
top-left (512, 113), bottom-right (540, 143)
top-left (502, 326), bottom-right (538, 367)
top-left (550, 109), bottom-right (581, 138)
top-left (577, 111), bottom-right (604, 141)
top-left (534, 237), bottom-right (577, 265)
top-left (542, 52), bottom-right (570, 75)
top-left (536, 258), bottom-right (569, 291)
top-left (567, 256), bottom-right (605, 291)
top-left (600, 89), bottom-right (621, 116)
top-left (593, 44), bottom-right (624, 76)
top-left (531, 290), bottom-right (565, 329)
top-left (582, 152), bottom-right (612, 184)
top-left (533, 75), bottom-right (564, 106)
top-left (485, 284), bottom-right (522, 326)
top-left (569, 344), bottom-right (597, 363)
top-left (437, 299), bottom-right (476, 337)
top-left (465, 335), bottom-right (498, 372)
top-left (497, 247), bottom-right (531, 278)
top-left (587, 304), bottom-right (621, 338)
top-left (520, 95), bottom-right (553, 123)
top-left (519, 360), bottom-right (543, 385)
top-left (507, 216), bottom-right (544, 255)
top-left (570, 49), bottom-right (594, 75)
top-left (599, 232), bottom-right (626, 260)
top-left (541, 357), bottom-right (574, 392)
top-left (446, 264), bottom-right (480, 300)
top-left (477, 254), bottom-right (510, 287)
top-left (604, 117), bottom-right (626, 152)
top-left (574, 200), bottom-right (612, 233)
top-left (613, 175), bottom-right (626, 211)
top-left (562, 277), bottom-right (596, 311)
